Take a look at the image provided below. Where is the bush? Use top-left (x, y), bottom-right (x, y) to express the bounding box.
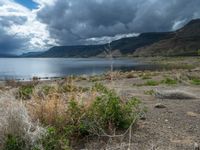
top-left (18, 85), bottom-right (34, 100)
top-left (144, 80), bottom-right (160, 86)
top-left (87, 83), bottom-right (142, 134)
top-left (144, 89), bottom-right (155, 95)
top-left (41, 85), bottom-right (55, 95)
top-left (38, 127), bottom-right (70, 150)
top-left (190, 77), bottom-right (200, 85)
top-left (4, 135), bottom-right (25, 150)
top-left (161, 78), bottom-right (178, 85)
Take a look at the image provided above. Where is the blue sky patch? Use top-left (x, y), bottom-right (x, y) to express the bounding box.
top-left (14, 0), bottom-right (38, 9)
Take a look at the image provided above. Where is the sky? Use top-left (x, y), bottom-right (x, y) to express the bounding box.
top-left (0, 0), bottom-right (200, 54)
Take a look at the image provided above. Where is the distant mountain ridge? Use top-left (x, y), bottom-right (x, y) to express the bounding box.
top-left (22, 32), bottom-right (172, 58)
top-left (8, 19), bottom-right (200, 58)
top-left (0, 53), bottom-right (18, 58)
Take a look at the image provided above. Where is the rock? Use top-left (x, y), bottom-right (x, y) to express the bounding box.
top-left (165, 119), bottom-right (169, 122)
top-left (140, 116), bottom-right (146, 120)
top-left (155, 90), bottom-right (197, 100)
top-left (155, 103), bottom-right (167, 109)
top-left (187, 112), bottom-right (199, 117)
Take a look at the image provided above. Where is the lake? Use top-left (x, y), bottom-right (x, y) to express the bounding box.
top-left (0, 58), bottom-right (152, 80)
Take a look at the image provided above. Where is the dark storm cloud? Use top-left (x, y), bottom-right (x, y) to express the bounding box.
top-left (37, 0), bottom-right (200, 45)
top-left (0, 28), bottom-right (27, 54)
top-left (0, 16), bottom-right (28, 54)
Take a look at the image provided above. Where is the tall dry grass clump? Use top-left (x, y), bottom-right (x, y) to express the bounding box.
top-left (0, 98), bottom-right (45, 150)
top-left (29, 90), bottom-right (67, 127)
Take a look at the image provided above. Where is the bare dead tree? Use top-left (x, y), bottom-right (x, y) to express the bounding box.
top-left (104, 42), bottom-right (114, 82)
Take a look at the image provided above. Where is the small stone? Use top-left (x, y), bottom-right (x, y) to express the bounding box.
top-left (187, 112), bottom-right (199, 117)
top-left (140, 116), bottom-right (146, 120)
top-left (155, 103), bottom-right (167, 109)
top-left (165, 119), bottom-right (169, 122)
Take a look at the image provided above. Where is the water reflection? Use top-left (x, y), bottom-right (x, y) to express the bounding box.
top-left (0, 58), bottom-right (147, 80)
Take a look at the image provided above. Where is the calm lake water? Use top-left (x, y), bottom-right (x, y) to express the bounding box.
top-left (0, 58), bottom-right (151, 80)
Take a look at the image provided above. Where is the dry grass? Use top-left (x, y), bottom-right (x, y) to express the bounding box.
top-left (27, 94), bottom-right (67, 126)
top-left (0, 98), bottom-right (45, 149)
top-left (26, 84), bottom-right (98, 128)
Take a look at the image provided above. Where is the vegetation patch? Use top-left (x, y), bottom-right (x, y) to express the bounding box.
top-left (161, 77), bottom-right (178, 85)
top-left (144, 80), bottom-right (160, 86)
top-left (27, 83), bottom-right (144, 149)
top-left (4, 135), bottom-right (26, 150)
top-left (140, 73), bottom-right (153, 80)
top-left (17, 85), bottom-right (34, 100)
top-left (189, 76), bottom-right (200, 85)
top-left (144, 89), bottom-right (155, 95)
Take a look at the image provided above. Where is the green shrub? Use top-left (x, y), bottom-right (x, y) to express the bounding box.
top-left (144, 89), bottom-right (155, 95)
top-left (144, 80), bottom-right (160, 86)
top-left (87, 83), bottom-right (142, 134)
top-left (66, 99), bottom-right (88, 137)
top-left (161, 78), bottom-right (178, 85)
top-left (191, 78), bottom-right (200, 85)
top-left (18, 85), bottom-right (34, 100)
top-left (41, 85), bottom-right (55, 95)
top-left (188, 76), bottom-right (200, 85)
top-left (38, 127), bottom-right (70, 150)
top-left (4, 135), bottom-right (26, 150)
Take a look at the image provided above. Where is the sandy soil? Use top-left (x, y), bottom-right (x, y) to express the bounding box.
top-left (106, 80), bottom-right (200, 150)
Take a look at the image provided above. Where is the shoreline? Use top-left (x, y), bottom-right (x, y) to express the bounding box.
top-left (0, 56), bottom-right (198, 83)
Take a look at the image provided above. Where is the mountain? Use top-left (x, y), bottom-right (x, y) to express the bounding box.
top-left (29, 32), bottom-right (172, 58)
top-left (20, 52), bottom-right (45, 57)
top-left (133, 19), bottom-right (200, 56)
top-left (109, 32), bottom-right (173, 54)
top-left (38, 45), bottom-right (105, 58)
top-left (0, 53), bottom-right (18, 58)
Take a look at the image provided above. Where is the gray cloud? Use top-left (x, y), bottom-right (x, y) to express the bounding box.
top-left (0, 15), bottom-right (28, 54)
top-left (37, 0), bottom-right (200, 45)
top-left (0, 28), bottom-right (27, 54)
top-left (0, 1), bottom-right (57, 54)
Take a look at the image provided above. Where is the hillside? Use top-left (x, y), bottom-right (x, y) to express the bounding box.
top-left (133, 19), bottom-right (200, 56)
top-left (0, 53), bottom-right (18, 58)
top-left (23, 32), bottom-right (172, 58)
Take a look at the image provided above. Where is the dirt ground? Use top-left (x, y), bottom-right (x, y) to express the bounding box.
top-left (107, 80), bottom-right (200, 150)
top-left (78, 58), bottom-right (200, 149)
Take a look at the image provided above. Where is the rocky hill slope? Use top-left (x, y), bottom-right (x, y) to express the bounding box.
top-left (133, 19), bottom-right (200, 56)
